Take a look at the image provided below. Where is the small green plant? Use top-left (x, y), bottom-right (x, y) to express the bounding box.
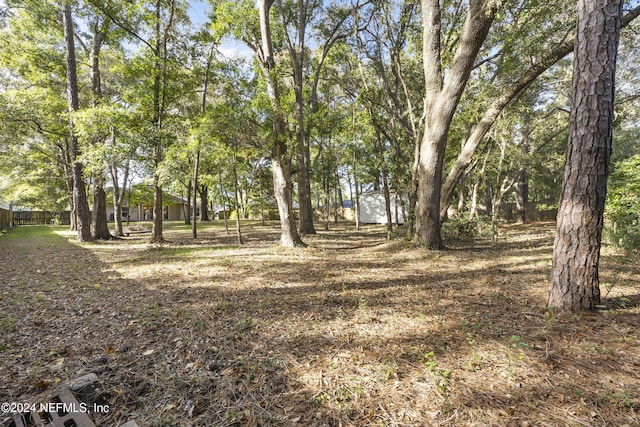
top-left (602, 281), bottom-right (616, 298)
top-left (618, 335), bottom-right (635, 343)
top-left (412, 348), bottom-right (452, 411)
top-left (545, 307), bottom-right (557, 327)
top-left (414, 349), bottom-right (437, 371)
top-left (377, 360), bottom-right (397, 382)
top-left (336, 384), bottom-right (363, 402)
top-left (234, 317), bottom-right (256, 332)
top-left (599, 388), bottom-right (636, 409)
top-left (313, 392), bottom-right (329, 405)
top-left (509, 335), bottom-right (530, 349)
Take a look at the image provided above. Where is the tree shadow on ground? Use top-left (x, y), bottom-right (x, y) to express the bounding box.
top-left (1, 223), bottom-right (639, 427)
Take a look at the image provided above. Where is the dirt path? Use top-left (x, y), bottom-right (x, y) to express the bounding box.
top-left (1, 223), bottom-right (639, 426)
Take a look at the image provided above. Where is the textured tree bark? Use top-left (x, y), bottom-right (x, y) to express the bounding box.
top-left (258, 0), bottom-right (304, 247)
top-left (152, 167), bottom-right (164, 242)
top-left (62, 0), bottom-right (92, 242)
top-left (548, 0), bottom-right (622, 312)
top-left (90, 18), bottom-right (112, 240)
top-left (416, 0), bottom-right (497, 249)
top-left (199, 185), bottom-right (209, 221)
top-left (92, 177), bottom-right (112, 240)
top-left (193, 153), bottom-right (200, 238)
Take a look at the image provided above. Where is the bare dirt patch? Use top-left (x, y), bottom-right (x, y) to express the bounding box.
top-left (1, 221), bottom-right (638, 426)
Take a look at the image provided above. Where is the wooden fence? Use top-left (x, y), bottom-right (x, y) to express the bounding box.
top-left (12, 210), bottom-right (70, 225)
top-left (0, 208), bottom-right (11, 230)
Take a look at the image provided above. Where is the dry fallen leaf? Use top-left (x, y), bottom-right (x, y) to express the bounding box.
top-left (105, 346), bottom-right (116, 355)
top-left (35, 379), bottom-right (51, 389)
top-left (49, 358), bottom-right (64, 372)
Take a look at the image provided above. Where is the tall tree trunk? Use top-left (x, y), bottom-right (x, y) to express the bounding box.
top-left (549, 0), bottom-right (622, 312)
top-left (275, 0), bottom-right (353, 236)
top-left (150, 0), bottom-right (174, 243)
top-left (258, 0), bottom-right (304, 247)
top-left (199, 185), bottom-right (209, 221)
top-left (152, 168), bottom-right (163, 240)
top-left (273, 0), bottom-right (316, 235)
top-left (62, 0), bottom-right (91, 242)
top-left (277, 0), bottom-right (316, 235)
top-left (92, 177), bottom-right (111, 239)
top-left (416, 0), bottom-right (497, 249)
top-left (184, 180), bottom-right (191, 225)
top-left (192, 157), bottom-right (199, 238)
top-left (232, 152), bottom-right (243, 245)
top-left (90, 18), bottom-right (112, 240)
top-left (192, 43), bottom-right (213, 238)
top-left (66, 178), bottom-right (76, 231)
top-left (295, 79), bottom-right (315, 234)
top-left (218, 175), bottom-right (230, 234)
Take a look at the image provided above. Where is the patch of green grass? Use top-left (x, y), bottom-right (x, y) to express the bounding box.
top-left (336, 383), bottom-right (364, 402)
top-left (0, 316), bottom-right (17, 334)
top-left (598, 388), bottom-right (636, 409)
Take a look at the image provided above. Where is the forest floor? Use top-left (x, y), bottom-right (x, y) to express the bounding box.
top-left (0, 221), bottom-right (639, 427)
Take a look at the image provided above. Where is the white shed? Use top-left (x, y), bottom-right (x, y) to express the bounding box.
top-left (358, 191), bottom-right (407, 225)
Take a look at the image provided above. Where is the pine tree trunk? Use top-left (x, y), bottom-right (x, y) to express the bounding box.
top-left (549, 0), bottom-right (622, 312)
top-left (152, 169), bottom-right (164, 243)
top-left (92, 176), bottom-right (112, 240)
top-left (192, 155), bottom-right (199, 238)
top-left (63, 0), bottom-right (91, 242)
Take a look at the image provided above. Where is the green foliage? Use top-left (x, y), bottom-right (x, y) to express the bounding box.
top-left (605, 154), bottom-right (640, 250)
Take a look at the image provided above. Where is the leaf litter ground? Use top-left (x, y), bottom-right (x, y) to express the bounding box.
top-left (0, 221), bottom-right (638, 427)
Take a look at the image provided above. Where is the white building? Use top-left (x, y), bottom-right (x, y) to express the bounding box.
top-left (358, 191), bottom-right (407, 225)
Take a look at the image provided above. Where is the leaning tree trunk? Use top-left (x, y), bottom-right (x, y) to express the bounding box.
top-left (416, 0), bottom-right (497, 249)
top-left (62, 0), bottom-right (91, 242)
top-left (548, 0), bottom-right (622, 312)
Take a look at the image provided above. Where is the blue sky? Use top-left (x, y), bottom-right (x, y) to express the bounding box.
top-left (187, 0), bottom-right (252, 60)
top-left (187, 0), bottom-right (209, 27)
